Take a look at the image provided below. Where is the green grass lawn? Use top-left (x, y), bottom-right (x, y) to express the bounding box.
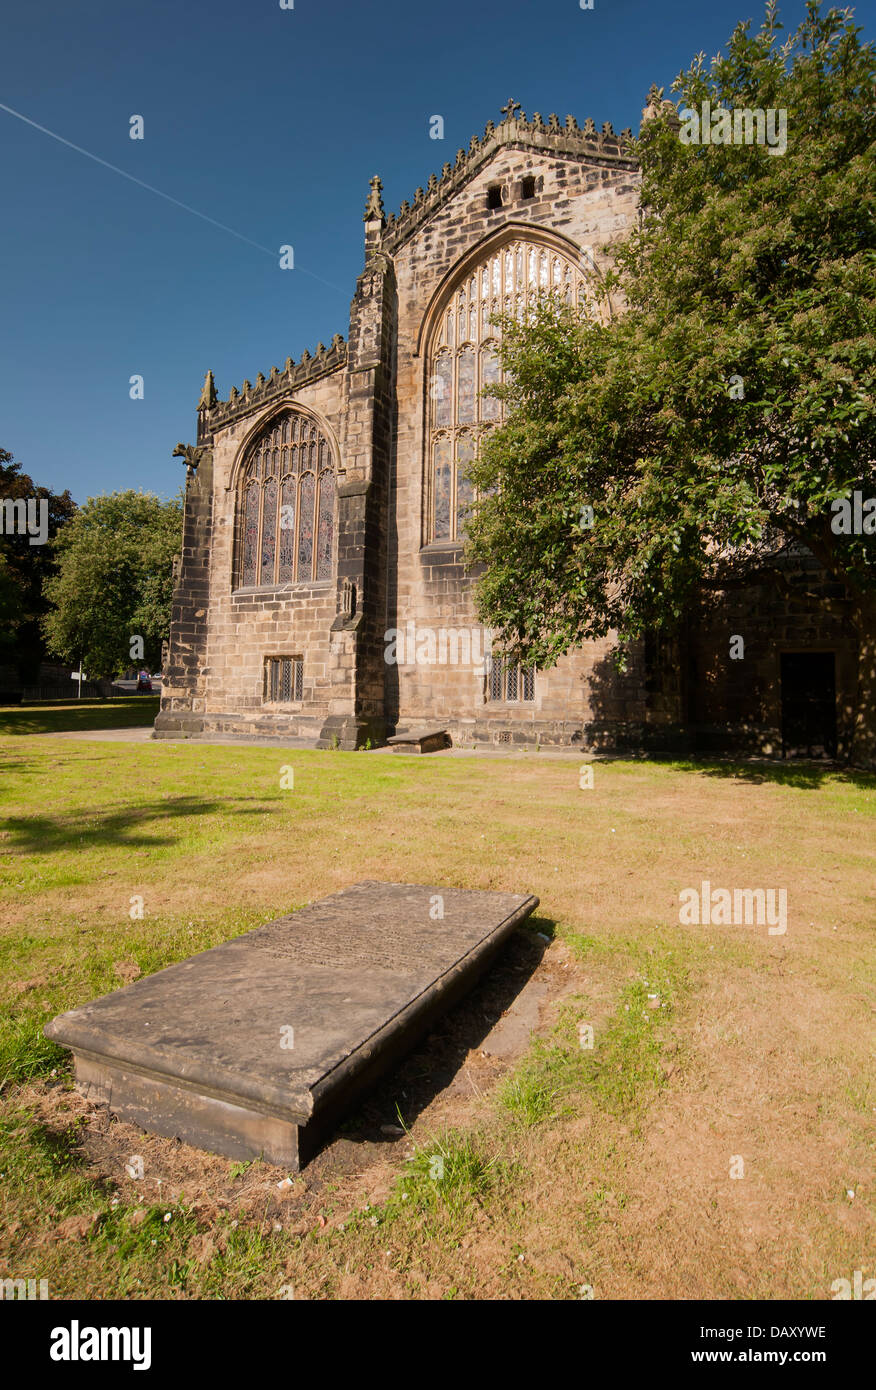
top-left (0, 697), bottom-right (160, 736)
top-left (0, 736), bottom-right (873, 1299)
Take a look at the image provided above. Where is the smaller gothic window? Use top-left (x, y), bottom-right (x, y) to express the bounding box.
top-left (487, 184), bottom-right (503, 210)
top-left (520, 176), bottom-right (536, 200)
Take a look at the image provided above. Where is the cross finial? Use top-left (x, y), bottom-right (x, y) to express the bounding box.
top-left (500, 98), bottom-right (522, 121)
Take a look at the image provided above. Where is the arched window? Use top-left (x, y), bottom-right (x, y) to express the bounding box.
top-left (426, 236), bottom-right (587, 542)
top-left (236, 411), bottom-right (336, 587)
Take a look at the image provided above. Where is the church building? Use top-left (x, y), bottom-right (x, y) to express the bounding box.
top-left (155, 96), bottom-right (858, 759)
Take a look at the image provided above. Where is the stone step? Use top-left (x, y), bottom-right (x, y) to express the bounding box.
top-left (45, 881), bottom-right (538, 1169)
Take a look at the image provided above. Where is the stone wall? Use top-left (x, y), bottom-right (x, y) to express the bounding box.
top-left (153, 443), bottom-right (213, 738)
top-left (686, 562), bottom-right (859, 757)
top-left (156, 368), bottom-right (351, 742)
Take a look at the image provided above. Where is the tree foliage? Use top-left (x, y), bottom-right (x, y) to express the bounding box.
top-left (0, 447), bottom-right (77, 677)
top-left (42, 490), bottom-right (183, 678)
top-left (466, 1), bottom-right (876, 669)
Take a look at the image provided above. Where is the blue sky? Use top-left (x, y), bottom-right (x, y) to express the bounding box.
top-left (1, 0), bottom-right (871, 504)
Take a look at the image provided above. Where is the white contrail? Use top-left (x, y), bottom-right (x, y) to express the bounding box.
top-left (0, 100), bottom-right (347, 294)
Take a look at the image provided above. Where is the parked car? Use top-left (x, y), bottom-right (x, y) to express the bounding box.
top-left (110, 672), bottom-right (162, 694)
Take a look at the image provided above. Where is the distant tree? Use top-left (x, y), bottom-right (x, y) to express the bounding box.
top-left (0, 552), bottom-right (22, 652)
top-left (42, 490), bottom-right (183, 678)
top-left (0, 447), bottom-right (77, 679)
top-left (466, 1), bottom-right (876, 757)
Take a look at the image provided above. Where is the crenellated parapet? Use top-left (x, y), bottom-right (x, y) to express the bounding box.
top-left (376, 99), bottom-right (637, 255)
top-left (204, 334), bottom-right (348, 430)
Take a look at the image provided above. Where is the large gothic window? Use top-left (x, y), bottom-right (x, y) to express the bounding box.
top-left (237, 411), bottom-right (336, 588)
top-left (426, 237), bottom-right (587, 543)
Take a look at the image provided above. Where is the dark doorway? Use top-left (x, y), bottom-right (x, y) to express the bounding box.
top-left (781, 652), bottom-right (837, 758)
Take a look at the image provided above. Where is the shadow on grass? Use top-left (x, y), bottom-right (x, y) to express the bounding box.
top-left (667, 758), bottom-right (876, 791)
top-left (326, 924), bottom-right (550, 1160)
top-left (27, 1116), bottom-right (87, 1173)
top-left (0, 698), bottom-right (160, 737)
top-left (2, 795), bottom-right (270, 855)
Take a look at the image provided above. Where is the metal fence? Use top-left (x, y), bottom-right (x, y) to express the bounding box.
top-left (20, 683), bottom-right (110, 702)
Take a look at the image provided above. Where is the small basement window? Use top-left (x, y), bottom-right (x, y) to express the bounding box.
top-left (487, 184), bottom-right (503, 210)
top-left (488, 657), bottom-right (535, 702)
top-left (520, 175), bottom-right (536, 200)
top-left (264, 656), bottom-right (303, 703)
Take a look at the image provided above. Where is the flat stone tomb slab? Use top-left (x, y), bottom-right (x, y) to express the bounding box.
top-left (45, 882), bottom-right (538, 1169)
top-left (386, 728), bottom-right (451, 754)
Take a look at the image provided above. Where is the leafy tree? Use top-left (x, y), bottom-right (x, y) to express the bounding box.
top-left (0, 447), bottom-right (77, 679)
top-left (42, 490), bottom-right (183, 678)
top-left (466, 1), bottom-right (876, 756)
top-left (0, 552), bottom-right (22, 654)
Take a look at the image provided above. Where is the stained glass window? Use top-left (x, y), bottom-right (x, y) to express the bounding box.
top-left (297, 473), bottom-right (315, 577)
top-left (456, 433), bottom-right (475, 536)
top-left (243, 484), bottom-right (259, 587)
top-left (278, 476), bottom-right (296, 582)
top-left (434, 352), bottom-right (453, 427)
top-left (316, 470), bottom-right (335, 580)
top-left (261, 477), bottom-right (277, 581)
top-left (481, 343), bottom-right (501, 421)
top-left (427, 236), bottom-right (586, 541)
top-left (433, 436), bottom-right (452, 541)
top-left (236, 411), bottom-right (335, 586)
top-left (457, 346), bottom-right (476, 423)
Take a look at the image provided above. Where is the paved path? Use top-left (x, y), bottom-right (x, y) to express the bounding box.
top-left (22, 726), bottom-right (595, 759)
top-left (24, 726), bottom-right (157, 743)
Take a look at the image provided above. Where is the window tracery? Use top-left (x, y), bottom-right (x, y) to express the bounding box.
top-left (426, 237), bottom-right (586, 542)
top-left (237, 411), bottom-right (335, 587)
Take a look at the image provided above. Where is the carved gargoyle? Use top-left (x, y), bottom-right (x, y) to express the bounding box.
top-left (173, 443), bottom-right (211, 478)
